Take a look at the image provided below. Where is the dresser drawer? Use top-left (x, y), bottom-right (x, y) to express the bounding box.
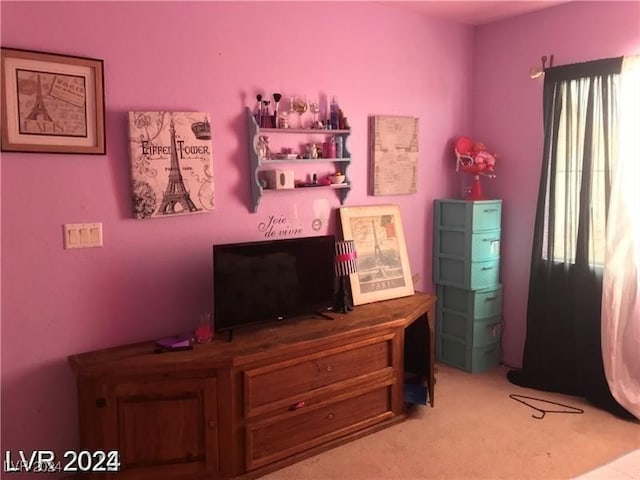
top-left (246, 386), bottom-right (392, 469)
top-left (438, 284), bottom-right (502, 319)
top-left (434, 256), bottom-right (500, 290)
top-left (244, 335), bottom-right (393, 418)
top-left (438, 309), bottom-right (502, 347)
top-left (435, 200), bottom-right (502, 232)
top-left (435, 229), bottom-right (501, 261)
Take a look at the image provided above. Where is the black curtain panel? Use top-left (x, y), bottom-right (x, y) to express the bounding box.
top-left (507, 57), bottom-right (632, 418)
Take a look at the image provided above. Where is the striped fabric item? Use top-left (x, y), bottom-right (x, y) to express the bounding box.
top-left (335, 240), bottom-right (358, 277)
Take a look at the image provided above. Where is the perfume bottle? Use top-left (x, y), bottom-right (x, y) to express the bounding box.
top-left (335, 136), bottom-right (344, 158)
top-left (330, 96), bottom-right (340, 130)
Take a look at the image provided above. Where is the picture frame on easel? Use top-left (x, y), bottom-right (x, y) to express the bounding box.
top-left (338, 204), bottom-right (414, 306)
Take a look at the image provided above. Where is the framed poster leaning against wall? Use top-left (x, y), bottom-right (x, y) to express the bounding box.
top-left (338, 204), bottom-right (414, 306)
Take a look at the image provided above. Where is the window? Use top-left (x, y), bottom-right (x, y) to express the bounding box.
top-left (541, 74), bottom-right (618, 267)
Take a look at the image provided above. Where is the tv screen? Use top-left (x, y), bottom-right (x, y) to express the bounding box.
top-left (213, 235), bottom-right (336, 333)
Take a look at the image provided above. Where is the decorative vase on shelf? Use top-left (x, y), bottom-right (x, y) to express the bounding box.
top-left (466, 174), bottom-right (485, 200)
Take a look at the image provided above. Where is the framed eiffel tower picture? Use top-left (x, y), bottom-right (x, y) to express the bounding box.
top-left (128, 111), bottom-right (215, 219)
top-left (338, 204), bottom-right (414, 306)
top-left (0, 47), bottom-right (105, 154)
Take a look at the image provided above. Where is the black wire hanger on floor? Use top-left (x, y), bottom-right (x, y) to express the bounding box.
top-left (509, 394), bottom-right (585, 420)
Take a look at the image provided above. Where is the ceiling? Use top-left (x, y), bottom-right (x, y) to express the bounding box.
top-left (380, 1), bottom-right (570, 25)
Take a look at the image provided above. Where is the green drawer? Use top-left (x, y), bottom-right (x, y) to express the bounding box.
top-left (435, 228), bottom-right (501, 261)
top-left (437, 336), bottom-right (501, 373)
top-left (435, 199), bottom-right (502, 232)
top-left (438, 284), bottom-right (502, 318)
top-left (437, 309), bottom-right (502, 346)
top-left (434, 256), bottom-right (500, 290)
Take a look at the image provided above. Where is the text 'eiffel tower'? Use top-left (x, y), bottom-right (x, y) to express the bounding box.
top-left (157, 120), bottom-right (200, 215)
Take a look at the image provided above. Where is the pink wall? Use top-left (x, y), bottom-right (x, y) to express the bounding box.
top-left (4, 0), bottom-right (637, 466)
top-left (471, 1), bottom-right (640, 368)
top-left (0, 1), bottom-right (472, 466)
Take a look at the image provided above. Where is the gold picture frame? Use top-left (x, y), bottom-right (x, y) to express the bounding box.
top-left (338, 204), bottom-right (414, 305)
top-left (1, 47), bottom-right (105, 154)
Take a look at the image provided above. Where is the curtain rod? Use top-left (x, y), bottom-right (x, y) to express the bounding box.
top-left (530, 55), bottom-right (626, 80)
top-left (529, 54), bottom-right (554, 79)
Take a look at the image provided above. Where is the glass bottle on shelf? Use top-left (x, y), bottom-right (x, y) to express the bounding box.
top-left (293, 95), bottom-right (308, 128)
top-left (330, 96), bottom-right (340, 130)
top-left (323, 136), bottom-right (336, 159)
top-left (278, 111), bottom-right (289, 129)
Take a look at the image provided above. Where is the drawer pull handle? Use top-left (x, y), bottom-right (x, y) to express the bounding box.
top-left (484, 296), bottom-right (497, 301)
top-left (481, 266), bottom-right (494, 271)
top-left (483, 208), bottom-right (498, 212)
top-left (326, 413), bottom-right (334, 421)
top-left (484, 348), bottom-right (498, 355)
top-left (482, 239), bottom-right (500, 243)
top-left (290, 401), bottom-right (305, 411)
top-left (326, 365), bottom-right (333, 372)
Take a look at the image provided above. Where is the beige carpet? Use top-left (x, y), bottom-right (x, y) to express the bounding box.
top-left (575, 449), bottom-right (640, 479)
top-left (262, 364), bottom-right (640, 480)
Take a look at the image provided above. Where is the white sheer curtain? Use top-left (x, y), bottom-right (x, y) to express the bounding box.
top-left (602, 55), bottom-right (640, 419)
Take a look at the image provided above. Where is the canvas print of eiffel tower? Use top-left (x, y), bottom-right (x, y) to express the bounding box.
top-left (128, 111), bottom-right (215, 219)
top-left (369, 115), bottom-right (419, 196)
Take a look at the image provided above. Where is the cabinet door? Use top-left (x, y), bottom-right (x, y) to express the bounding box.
top-left (102, 376), bottom-right (218, 479)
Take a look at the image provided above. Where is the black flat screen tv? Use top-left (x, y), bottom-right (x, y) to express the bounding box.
top-left (213, 235), bottom-right (336, 334)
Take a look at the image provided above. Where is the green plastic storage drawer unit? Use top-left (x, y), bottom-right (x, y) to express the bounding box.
top-left (433, 199), bottom-right (503, 373)
top-left (436, 284), bottom-right (503, 373)
top-left (434, 199), bottom-right (502, 290)
top-left (438, 336), bottom-right (502, 374)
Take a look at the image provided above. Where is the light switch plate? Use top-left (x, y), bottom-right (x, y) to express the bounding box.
top-left (64, 223), bottom-right (103, 249)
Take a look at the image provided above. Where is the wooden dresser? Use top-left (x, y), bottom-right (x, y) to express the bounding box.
top-left (69, 292), bottom-right (436, 479)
